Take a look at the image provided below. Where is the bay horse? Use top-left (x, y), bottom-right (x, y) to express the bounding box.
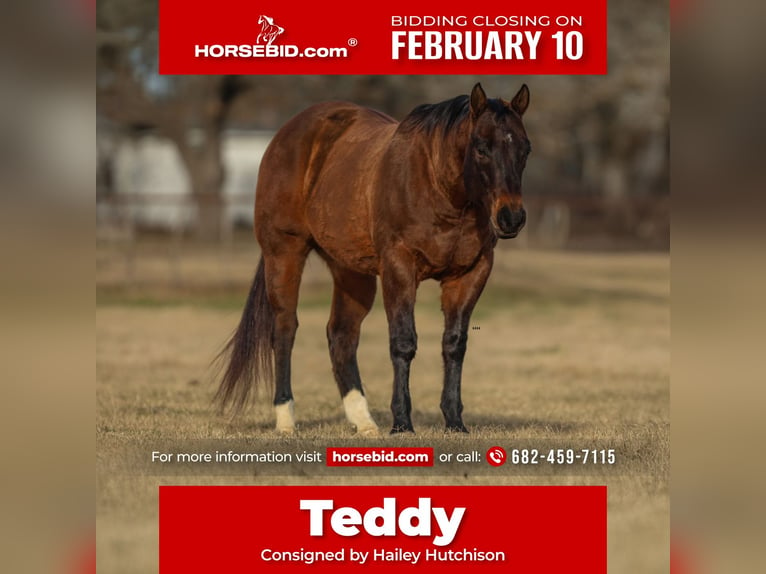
top-left (216, 83), bottom-right (531, 435)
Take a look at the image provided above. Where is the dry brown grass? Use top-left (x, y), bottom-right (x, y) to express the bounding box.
top-left (97, 241), bottom-right (669, 573)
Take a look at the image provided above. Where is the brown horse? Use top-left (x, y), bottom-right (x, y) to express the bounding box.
top-left (216, 83), bottom-right (531, 435)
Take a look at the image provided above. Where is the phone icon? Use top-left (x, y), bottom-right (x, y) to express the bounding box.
top-left (486, 446), bottom-right (506, 467)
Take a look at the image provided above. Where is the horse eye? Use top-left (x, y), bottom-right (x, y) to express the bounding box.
top-left (475, 143), bottom-right (490, 157)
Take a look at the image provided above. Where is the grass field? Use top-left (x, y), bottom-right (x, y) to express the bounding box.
top-left (97, 240), bottom-right (669, 573)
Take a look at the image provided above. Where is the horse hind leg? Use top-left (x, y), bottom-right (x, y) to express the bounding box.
top-left (262, 238), bottom-right (310, 433)
top-left (326, 265), bottom-right (379, 436)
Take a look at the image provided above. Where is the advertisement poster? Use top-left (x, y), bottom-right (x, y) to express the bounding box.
top-left (97, 1), bottom-right (669, 572)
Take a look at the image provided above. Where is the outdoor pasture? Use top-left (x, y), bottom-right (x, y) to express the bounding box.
top-left (97, 239), bottom-right (668, 573)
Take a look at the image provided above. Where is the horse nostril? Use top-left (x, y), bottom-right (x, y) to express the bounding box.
top-left (496, 206), bottom-right (514, 233)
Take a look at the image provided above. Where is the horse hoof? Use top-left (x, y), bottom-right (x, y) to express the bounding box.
top-left (446, 425), bottom-right (469, 433)
top-left (390, 426), bottom-right (415, 434)
top-left (275, 425), bottom-right (296, 435)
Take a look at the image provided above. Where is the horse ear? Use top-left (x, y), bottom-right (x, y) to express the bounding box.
top-left (511, 84), bottom-right (530, 116)
top-left (470, 83), bottom-right (488, 118)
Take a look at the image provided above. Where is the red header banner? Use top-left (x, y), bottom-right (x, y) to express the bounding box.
top-left (159, 0), bottom-right (608, 75)
top-left (159, 485), bottom-right (606, 573)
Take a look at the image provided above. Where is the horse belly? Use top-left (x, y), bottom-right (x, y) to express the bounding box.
top-left (307, 172), bottom-right (379, 275)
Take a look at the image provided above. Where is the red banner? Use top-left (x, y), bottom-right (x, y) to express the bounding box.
top-left (159, 0), bottom-right (607, 75)
top-left (159, 486), bottom-right (606, 573)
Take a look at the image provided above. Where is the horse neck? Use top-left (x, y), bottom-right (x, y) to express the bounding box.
top-left (427, 121), bottom-right (471, 210)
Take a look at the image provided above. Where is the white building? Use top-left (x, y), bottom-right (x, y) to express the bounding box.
top-left (97, 129), bottom-right (274, 233)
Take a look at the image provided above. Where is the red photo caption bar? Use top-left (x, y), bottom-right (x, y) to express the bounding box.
top-left (160, 486), bottom-right (606, 573)
top-left (326, 447), bottom-right (434, 467)
top-left (159, 0), bottom-right (607, 75)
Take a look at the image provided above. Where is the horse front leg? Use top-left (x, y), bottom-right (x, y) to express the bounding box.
top-left (380, 249), bottom-right (418, 433)
top-left (439, 253), bottom-right (493, 432)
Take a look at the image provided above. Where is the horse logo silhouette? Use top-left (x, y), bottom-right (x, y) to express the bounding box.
top-left (257, 15), bottom-right (285, 46)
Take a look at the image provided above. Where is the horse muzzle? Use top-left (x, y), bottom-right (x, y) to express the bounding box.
top-left (492, 205), bottom-right (526, 239)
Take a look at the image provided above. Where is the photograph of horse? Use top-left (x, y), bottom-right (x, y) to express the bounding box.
top-left (216, 82), bottom-right (532, 435)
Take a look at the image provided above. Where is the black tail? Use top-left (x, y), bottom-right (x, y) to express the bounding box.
top-left (214, 257), bottom-right (274, 413)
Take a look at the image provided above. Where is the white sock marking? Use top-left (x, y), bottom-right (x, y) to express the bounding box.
top-left (343, 389), bottom-right (379, 436)
top-left (274, 400), bottom-right (295, 433)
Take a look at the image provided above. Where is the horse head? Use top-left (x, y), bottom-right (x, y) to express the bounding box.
top-left (463, 83), bottom-right (531, 239)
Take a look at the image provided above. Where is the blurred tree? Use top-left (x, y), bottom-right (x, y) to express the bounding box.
top-left (96, 0), bottom-right (249, 240)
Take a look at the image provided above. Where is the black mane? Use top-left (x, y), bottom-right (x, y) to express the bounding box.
top-left (400, 95), bottom-right (470, 135)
